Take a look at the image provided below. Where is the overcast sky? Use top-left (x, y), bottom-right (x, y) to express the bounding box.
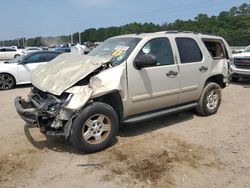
top-left (0, 0), bottom-right (247, 40)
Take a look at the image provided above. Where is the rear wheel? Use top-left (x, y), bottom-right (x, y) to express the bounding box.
top-left (70, 102), bottom-right (119, 153)
top-left (0, 73), bottom-right (16, 90)
top-left (196, 82), bottom-right (221, 116)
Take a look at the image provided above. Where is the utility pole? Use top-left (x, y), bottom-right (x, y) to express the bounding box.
top-left (71, 34), bottom-right (73, 44)
top-left (22, 38), bottom-right (25, 47)
top-left (79, 32), bottom-right (81, 44)
top-left (17, 38), bottom-right (20, 46)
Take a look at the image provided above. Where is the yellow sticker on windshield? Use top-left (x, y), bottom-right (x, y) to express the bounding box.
top-left (112, 49), bottom-right (124, 57)
top-left (112, 46), bottom-right (129, 57)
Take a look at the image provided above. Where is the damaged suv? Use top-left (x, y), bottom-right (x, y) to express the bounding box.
top-left (15, 31), bottom-right (231, 152)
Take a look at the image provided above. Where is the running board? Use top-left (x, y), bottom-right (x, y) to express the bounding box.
top-left (123, 102), bottom-right (198, 124)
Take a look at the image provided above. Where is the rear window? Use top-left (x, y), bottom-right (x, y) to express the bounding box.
top-left (176, 38), bottom-right (203, 63)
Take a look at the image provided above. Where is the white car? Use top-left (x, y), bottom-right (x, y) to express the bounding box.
top-left (71, 44), bottom-right (91, 55)
top-left (0, 51), bottom-right (61, 90)
top-left (0, 47), bottom-right (25, 60)
top-left (25, 47), bottom-right (43, 53)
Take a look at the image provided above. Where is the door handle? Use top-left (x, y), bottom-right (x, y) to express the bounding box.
top-left (199, 66), bottom-right (208, 72)
top-left (166, 70), bottom-right (178, 77)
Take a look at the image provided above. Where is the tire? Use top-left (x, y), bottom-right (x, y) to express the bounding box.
top-left (196, 82), bottom-right (221, 116)
top-left (0, 73), bottom-right (16, 90)
top-left (231, 76), bottom-right (239, 82)
top-left (14, 54), bottom-right (20, 59)
top-left (70, 102), bottom-right (119, 153)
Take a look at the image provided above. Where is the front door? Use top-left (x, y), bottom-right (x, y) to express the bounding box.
top-left (126, 37), bottom-right (180, 116)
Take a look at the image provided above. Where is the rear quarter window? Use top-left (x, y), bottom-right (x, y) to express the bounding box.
top-left (176, 38), bottom-right (203, 63)
top-left (202, 40), bottom-right (227, 60)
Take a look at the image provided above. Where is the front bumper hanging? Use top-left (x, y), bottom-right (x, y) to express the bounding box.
top-left (15, 97), bottom-right (38, 125)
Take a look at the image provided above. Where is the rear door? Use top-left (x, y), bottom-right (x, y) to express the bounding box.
top-left (17, 53), bottom-right (47, 83)
top-left (175, 37), bottom-right (209, 104)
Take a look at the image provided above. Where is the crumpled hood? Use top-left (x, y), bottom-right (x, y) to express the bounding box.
top-left (31, 53), bottom-right (111, 96)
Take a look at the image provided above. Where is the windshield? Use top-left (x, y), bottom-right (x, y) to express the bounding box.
top-left (88, 37), bottom-right (141, 66)
top-left (6, 54), bottom-right (25, 64)
top-left (244, 46), bottom-right (250, 53)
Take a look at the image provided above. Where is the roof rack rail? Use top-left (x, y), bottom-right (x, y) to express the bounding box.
top-left (159, 30), bottom-right (198, 34)
top-left (165, 30), bottom-right (181, 33)
top-left (156, 30), bottom-right (214, 36)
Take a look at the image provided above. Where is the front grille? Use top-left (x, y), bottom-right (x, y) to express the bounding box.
top-left (30, 87), bottom-right (69, 110)
top-left (234, 58), bottom-right (250, 69)
top-left (30, 88), bottom-right (47, 105)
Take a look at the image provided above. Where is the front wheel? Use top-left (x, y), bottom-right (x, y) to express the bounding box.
top-left (0, 73), bottom-right (16, 90)
top-left (196, 82), bottom-right (221, 116)
top-left (70, 102), bottom-right (119, 153)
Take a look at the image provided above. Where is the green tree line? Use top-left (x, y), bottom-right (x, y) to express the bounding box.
top-left (1, 3), bottom-right (249, 47)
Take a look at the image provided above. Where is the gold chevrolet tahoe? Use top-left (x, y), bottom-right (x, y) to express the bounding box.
top-left (15, 31), bottom-right (232, 152)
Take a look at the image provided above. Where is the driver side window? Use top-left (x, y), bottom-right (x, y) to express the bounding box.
top-left (139, 38), bottom-right (174, 66)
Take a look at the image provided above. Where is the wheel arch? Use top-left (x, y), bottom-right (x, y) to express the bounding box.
top-left (93, 91), bottom-right (124, 122)
top-left (205, 74), bottom-right (226, 88)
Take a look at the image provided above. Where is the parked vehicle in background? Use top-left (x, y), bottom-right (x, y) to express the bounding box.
top-left (84, 42), bottom-right (96, 50)
top-left (53, 43), bottom-right (76, 53)
top-left (25, 47), bottom-right (42, 53)
top-left (0, 51), bottom-right (61, 90)
top-left (10, 46), bottom-right (25, 50)
top-left (0, 47), bottom-right (25, 60)
top-left (230, 45), bottom-right (250, 81)
top-left (71, 44), bottom-right (91, 55)
top-left (15, 31), bottom-right (231, 152)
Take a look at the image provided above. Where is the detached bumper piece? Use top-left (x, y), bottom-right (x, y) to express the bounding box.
top-left (15, 97), bottom-right (38, 126)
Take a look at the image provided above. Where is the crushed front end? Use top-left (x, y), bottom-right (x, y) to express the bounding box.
top-left (15, 87), bottom-right (75, 137)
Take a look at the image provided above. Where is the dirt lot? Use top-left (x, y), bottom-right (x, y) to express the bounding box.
top-left (0, 82), bottom-right (250, 188)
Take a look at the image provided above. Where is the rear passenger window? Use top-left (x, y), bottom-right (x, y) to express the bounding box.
top-left (203, 40), bottom-right (226, 60)
top-left (176, 38), bottom-right (202, 63)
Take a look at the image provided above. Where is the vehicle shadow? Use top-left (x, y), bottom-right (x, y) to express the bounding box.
top-left (15, 84), bottom-right (32, 89)
top-left (119, 111), bottom-right (194, 137)
top-left (229, 79), bottom-right (250, 88)
top-left (24, 112), bottom-right (194, 153)
top-left (23, 124), bottom-right (118, 154)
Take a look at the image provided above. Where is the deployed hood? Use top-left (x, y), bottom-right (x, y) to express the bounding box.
top-left (31, 53), bottom-right (112, 96)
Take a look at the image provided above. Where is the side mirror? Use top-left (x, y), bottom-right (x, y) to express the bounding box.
top-left (134, 54), bottom-right (157, 70)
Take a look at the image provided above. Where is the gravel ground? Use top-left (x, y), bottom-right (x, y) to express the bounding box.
top-left (0, 81), bottom-right (250, 188)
